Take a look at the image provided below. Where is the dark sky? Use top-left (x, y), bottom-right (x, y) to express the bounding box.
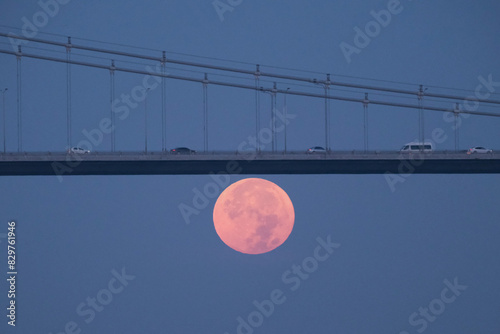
top-left (1, 1), bottom-right (500, 333)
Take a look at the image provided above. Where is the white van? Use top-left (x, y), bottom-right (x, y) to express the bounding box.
top-left (400, 142), bottom-right (433, 153)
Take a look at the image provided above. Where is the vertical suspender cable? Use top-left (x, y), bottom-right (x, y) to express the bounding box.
top-left (66, 37), bottom-right (72, 149)
top-left (454, 103), bottom-right (460, 152)
top-left (272, 82), bottom-right (277, 152)
top-left (269, 93), bottom-right (274, 152)
top-left (284, 87), bottom-right (290, 154)
top-left (363, 93), bottom-right (369, 152)
top-left (255, 65), bottom-right (260, 153)
top-left (325, 74), bottom-right (331, 151)
top-left (16, 46), bottom-right (22, 152)
top-left (110, 60), bottom-right (116, 152)
top-left (161, 51), bottom-right (166, 152)
top-left (1, 88), bottom-right (6, 153)
top-left (203, 73), bottom-right (208, 152)
top-left (418, 85), bottom-right (425, 148)
top-left (144, 88), bottom-right (149, 153)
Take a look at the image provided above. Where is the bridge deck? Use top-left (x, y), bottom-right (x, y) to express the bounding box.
top-left (1, 152), bottom-right (499, 176)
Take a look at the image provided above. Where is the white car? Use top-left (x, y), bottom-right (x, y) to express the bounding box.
top-left (307, 146), bottom-right (326, 153)
top-left (400, 142), bottom-right (433, 153)
top-left (467, 147), bottom-right (492, 154)
top-left (68, 147), bottom-right (90, 154)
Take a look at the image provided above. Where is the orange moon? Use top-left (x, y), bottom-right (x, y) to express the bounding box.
top-left (213, 178), bottom-right (295, 254)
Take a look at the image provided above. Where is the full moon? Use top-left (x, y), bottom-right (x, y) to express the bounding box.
top-left (213, 178), bottom-right (295, 254)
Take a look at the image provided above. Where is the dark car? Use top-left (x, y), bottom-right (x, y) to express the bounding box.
top-left (68, 147), bottom-right (90, 154)
top-left (170, 147), bottom-right (196, 154)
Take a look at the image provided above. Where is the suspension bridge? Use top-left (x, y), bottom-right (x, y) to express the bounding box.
top-left (0, 32), bottom-right (499, 176)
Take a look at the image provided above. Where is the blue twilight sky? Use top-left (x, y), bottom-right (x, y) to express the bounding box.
top-left (1, 1), bottom-right (500, 333)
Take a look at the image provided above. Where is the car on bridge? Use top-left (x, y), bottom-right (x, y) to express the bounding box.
top-left (170, 147), bottom-right (196, 155)
top-left (307, 146), bottom-right (326, 154)
top-left (68, 147), bottom-right (90, 154)
top-left (400, 142), bottom-right (433, 153)
top-left (467, 146), bottom-right (493, 154)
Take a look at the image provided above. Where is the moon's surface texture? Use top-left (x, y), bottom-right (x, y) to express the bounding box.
top-left (213, 178), bottom-right (295, 254)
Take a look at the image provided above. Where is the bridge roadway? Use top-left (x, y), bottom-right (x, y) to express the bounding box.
top-left (0, 151), bottom-right (499, 176)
